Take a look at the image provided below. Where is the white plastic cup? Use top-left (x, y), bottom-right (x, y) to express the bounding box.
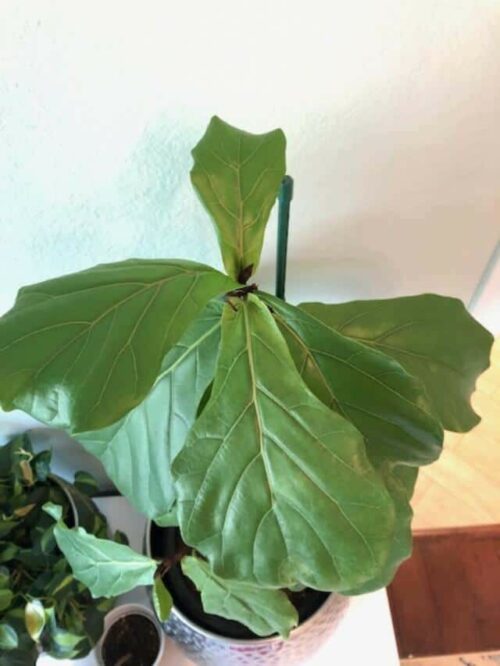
top-left (97, 603), bottom-right (166, 666)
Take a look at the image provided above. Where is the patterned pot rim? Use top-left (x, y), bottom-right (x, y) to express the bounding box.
top-left (144, 519), bottom-right (341, 646)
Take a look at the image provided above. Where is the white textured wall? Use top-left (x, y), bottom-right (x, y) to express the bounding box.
top-left (0, 1), bottom-right (498, 473)
top-left (1, 1), bottom-right (499, 312)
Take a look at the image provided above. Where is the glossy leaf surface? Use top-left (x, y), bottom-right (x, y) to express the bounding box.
top-left (77, 301), bottom-right (222, 520)
top-left (300, 295), bottom-right (493, 432)
top-left (182, 556), bottom-right (298, 638)
top-left (262, 294), bottom-right (443, 467)
top-left (0, 259), bottom-right (235, 432)
top-left (174, 296), bottom-right (395, 591)
top-left (191, 116), bottom-right (286, 280)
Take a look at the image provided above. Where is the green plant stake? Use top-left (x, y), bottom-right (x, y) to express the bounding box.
top-left (0, 116), bottom-right (494, 637)
top-left (276, 175), bottom-right (294, 300)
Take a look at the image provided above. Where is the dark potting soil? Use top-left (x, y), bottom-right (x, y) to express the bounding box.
top-left (149, 522), bottom-right (330, 640)
top-left (101, 614), bottom-right (160, 666)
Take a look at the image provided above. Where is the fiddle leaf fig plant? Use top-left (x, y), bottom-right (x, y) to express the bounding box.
top-left (0, 116), bottom-right (494, 637)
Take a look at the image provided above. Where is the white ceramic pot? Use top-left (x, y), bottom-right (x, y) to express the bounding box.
top-left (145, 522), bottom-right (349, 666)
top-left (163, 592), bottom-right (349, 666)
top-left (96, 603), bottom-right (166, 666)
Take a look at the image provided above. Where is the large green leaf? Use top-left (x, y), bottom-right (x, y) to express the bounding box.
top-left (341, 464), bottom-right (418, 594)
top-left (191, 116), bottom-right (286, 281)
top-left (173, 295), bottom-right (395, 592)
top-left (76, 301), bottom-right (223, 520)
top-left (0, 259), bottom-right (235, 432)
top-left (49, 513), bottom-right (157, 598)
top-left (261, 294), bottom-right (443, 467)
top-left (182, 556), bottom-right (298, 638)
top-left (300, 295), bottom-right (494, 432)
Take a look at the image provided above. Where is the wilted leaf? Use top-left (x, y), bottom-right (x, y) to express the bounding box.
top-left (300, 295), bottom-right (494, 432)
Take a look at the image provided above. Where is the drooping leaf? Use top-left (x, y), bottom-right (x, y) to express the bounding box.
top-left (152, 577), bottom-right (173, 622)
top-left (0, 623), bottom-right (18, 650)
top-left (300, 295), bottom-right (494, 432)
top-left (341, 464), bottom-right (418, 594)
top-left (182, 556), bottom-right (298, 638)
top-left (191, 116), bottom-right (286, 281)
top-left (24, 599), bottom-right (45, 642)
top-left (174, 295), bottom-right (395, 591)
top-left (51, 519), bottom-right (157, 598)
top-left (0, 259), bottom-right (235, 432)
top-left (261, 294), bottom-right (444, 467)
top-left (76, 301), bottom-right (223, 520)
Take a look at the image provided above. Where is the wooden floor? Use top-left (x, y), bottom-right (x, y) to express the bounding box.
top-left (412, 339), bottom-right (500, 529)
top-left (388, 525), bottom-right (500, 659)
top-left (392, 338), bottom-right (500, 665)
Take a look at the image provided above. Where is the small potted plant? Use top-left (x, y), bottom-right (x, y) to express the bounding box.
top-left (97, 603), bottom-right (166, 666)
top-left (0, 117), bottom-right (493, 665)
top-left (0, 434), bottom-right (116, 665)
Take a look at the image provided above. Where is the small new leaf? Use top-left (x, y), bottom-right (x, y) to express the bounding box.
top-left (191, 116), bottom-right (286, 280)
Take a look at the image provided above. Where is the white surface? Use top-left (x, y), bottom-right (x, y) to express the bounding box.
top-left (38, 496), bottom-right (399, 666)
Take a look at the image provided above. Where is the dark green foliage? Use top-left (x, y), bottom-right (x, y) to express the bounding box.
top-left (0, 436), bottom-right (114, 664)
